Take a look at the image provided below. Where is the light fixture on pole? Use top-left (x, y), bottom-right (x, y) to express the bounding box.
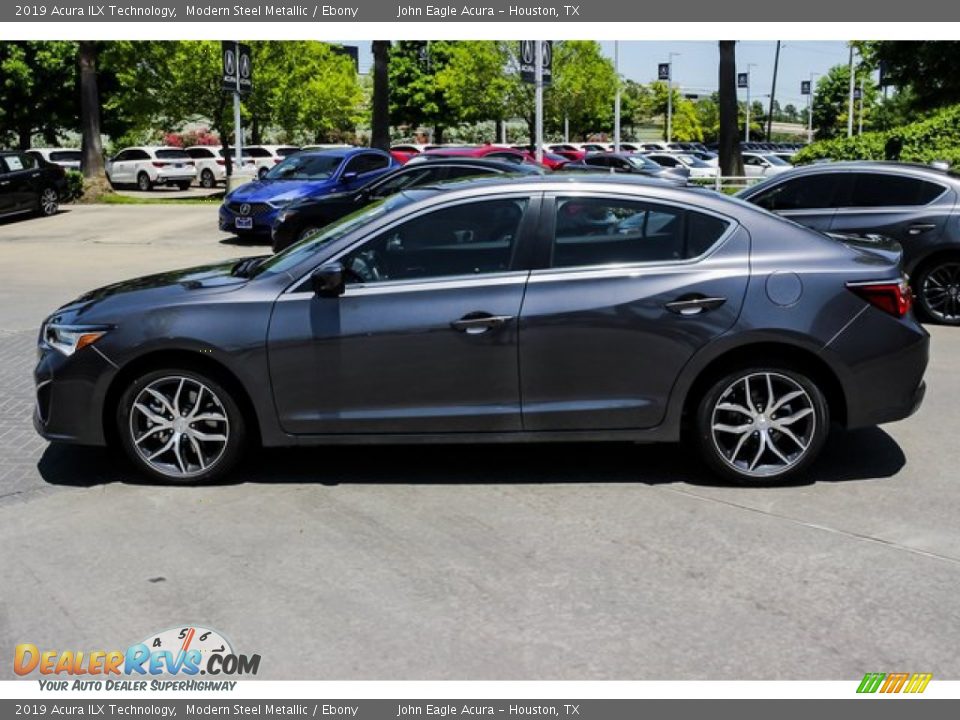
top-left (741, 63), bottom-right (757, 143)
top-left (661, 52), bottom-right (680, 143)
top-left (803, 73), bottom-right (818, 144)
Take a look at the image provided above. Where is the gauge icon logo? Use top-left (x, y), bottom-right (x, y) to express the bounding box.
top-left (140, 626), bottom-right (233, 673)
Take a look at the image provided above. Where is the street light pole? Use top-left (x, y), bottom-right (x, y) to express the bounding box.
top-left (807, 72), bottom-right (818, 144)
top-left (666, 52), bottom-right (679, 143)
top-left (614, 41), bottom-right (621, 153)
top-left (535, 40), bottom-right (543, 164)
top-left (858, 78), bottom-right (864, 136)
top-left (744, 62), bottom-right (757, 143)
top-left (847, 44), bottom-right (856, 138)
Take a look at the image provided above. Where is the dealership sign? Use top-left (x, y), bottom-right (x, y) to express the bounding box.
top-left (520, 40), bottom-right (552, 84)
top-left (222, 41), bottom-right (252, 94)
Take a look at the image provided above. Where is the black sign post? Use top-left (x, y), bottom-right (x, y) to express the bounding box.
top-left (801, 80), bottom-right (811, 95)
top-left (737, 72), bottom-right (749, 89)
top-left (520, 40), bottom-right (552, 85)
top-left (657, 62), bottom-right (671, 81)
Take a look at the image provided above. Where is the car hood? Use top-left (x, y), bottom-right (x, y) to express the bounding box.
top-left (49, 258), bottom-right (263, 322)
top-left (226, 178), bottom-right (338, 204)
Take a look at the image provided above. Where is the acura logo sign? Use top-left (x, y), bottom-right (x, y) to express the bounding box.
top-left (239, 203), bottom-right (251, 216)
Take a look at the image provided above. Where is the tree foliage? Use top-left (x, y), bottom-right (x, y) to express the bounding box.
top-left (0, 41), bottom-right (77, 148)
top-left (811, 62), bottom-right (879, 140)
top-left (858, 41), bottom-right (960, 111)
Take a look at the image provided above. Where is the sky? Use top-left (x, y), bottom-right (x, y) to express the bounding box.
top-left (347, 40), bottom-right (854, 111)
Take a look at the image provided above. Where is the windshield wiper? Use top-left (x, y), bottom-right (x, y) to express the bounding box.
top-left (231, 256), bottom-right (268, 278)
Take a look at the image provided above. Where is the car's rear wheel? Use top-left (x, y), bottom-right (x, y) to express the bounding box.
top-left (117, 369), bottom-right (245, 484)
top-left (137, 172), bottom-right (152, 191)
top-left (694, 367), bottom-right (829, 484)
top-left (37, 187), bottom-right (59, 216)
top-left (914, 257), bottom-right (960, 325)
top-left (200, 169), bottom-right (216, 189)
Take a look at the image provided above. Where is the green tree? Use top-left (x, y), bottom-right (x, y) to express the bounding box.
top-left (548, 41), bottom-right (618, 140)
top-left (858, 41), bottom-right (960, 111)
top-left (389, 41), bottom-right (460, 143)
top-left (0, 41), bottom-right (77, 148)
top-left (812, 63), bottom-right (879, 140)
top-left (647, 82), bottom-right (703, 142)
top-left (438, 41), bottom-right (515, 135)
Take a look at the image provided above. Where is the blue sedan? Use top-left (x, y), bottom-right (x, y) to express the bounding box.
top-left (219, 148), bottom-right (398, 235)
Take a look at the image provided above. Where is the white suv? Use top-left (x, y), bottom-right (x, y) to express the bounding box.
top-left (244, 145), bottom-right (300, 179)
top-left (106, 146), bottom-right (197, 191)
top-left (184, 146), bottom-right (256, 188)
top-left (28, 147), bottom-right (82, 170)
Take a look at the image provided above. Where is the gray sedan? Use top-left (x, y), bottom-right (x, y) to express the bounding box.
top-left (35, 176), bottom-right (927, 485)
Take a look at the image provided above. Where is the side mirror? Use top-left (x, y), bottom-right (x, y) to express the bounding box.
top-left (311, 262), bottom-right (345, 298)
top-left (342, 171), bottom-right (359, 182)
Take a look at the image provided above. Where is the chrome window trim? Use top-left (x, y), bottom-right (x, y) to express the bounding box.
top-left (278, 270), bottom-right (530, 300)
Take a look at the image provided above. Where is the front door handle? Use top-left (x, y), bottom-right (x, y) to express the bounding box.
top-left (908, 223), bottom-right (937, 235)
top-left (664, 296), bottom-right (727, 316)
top-left (451, 312), bottom-right (514, 335)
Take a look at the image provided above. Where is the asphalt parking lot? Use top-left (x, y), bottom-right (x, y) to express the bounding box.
top-left (1, 204), bottom-right (959, 680)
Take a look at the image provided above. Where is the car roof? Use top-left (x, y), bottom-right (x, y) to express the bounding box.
top-left (755, 160), bottom-right (960, 183)
top-left (404, 156), bottom-right (540, 170)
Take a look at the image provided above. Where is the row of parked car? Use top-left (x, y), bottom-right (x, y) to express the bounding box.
top-left (217, 146), bottom-right (960, 328)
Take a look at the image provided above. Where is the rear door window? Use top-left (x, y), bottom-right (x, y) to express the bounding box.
top-left (550, 197), bottom-right (730, 268)
top-left (848, 173), bottom-right (945, 207)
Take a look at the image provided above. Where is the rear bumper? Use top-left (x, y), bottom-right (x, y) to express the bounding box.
top-left (825, 309), bottom-right (930, 429)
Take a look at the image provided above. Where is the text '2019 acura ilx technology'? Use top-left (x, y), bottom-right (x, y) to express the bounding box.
top-left (35, 176), bottom-right (928, 485)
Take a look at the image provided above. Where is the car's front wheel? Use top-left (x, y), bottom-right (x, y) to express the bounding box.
top-left (694, 367), bottom-right (829, 484)
top-left (136, 172), bottom-right (152, 191)
top-left (117, 369), bottom-right (245, 484)
top-left (914, 256), bottom-right (960, 325)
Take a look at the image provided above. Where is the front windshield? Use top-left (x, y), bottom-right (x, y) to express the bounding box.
top-left (764, 154), bottom-right (790, 166)
top-left (254, 190), bottom-right (433, 278)
top-left (265, 153), bottom-right (344, 181)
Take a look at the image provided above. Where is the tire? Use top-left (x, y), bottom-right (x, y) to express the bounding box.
top-left (117, 368), bottom-right (246, 484)
top-left (136, 172), bottom-right (152, 192)
top-left (177, 181), bottom-right (192, 191)
top-left (200, 169), bottom-right (216, 189)
top-left (693, 367), bottom-right (829, 485)
top-left (913, 256), bottom-right (960, 325)
top-left (258, 167), bottom-right (268, 180)
top-left (297, 226), bottom-right (321, 243)
top-left (36, 186), bottom-right (59, 217)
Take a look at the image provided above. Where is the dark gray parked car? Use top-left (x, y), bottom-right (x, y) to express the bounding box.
top-left (35, 176), bottom-right (927, 485)
top-left (738, 162), bottom-right (960, 324)
top-left (562, 152), bottom-right (689, 182)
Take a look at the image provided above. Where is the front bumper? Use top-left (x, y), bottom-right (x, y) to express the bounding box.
top-left (219, 203), bottom-right (279, 234)
top-left (33, 342), bottom-right (117, 446)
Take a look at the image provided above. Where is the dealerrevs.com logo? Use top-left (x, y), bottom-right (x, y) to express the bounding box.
top-left (14, 627), bottom-right (260, 690)
top-left (857, 672), bottom-right (933, 694)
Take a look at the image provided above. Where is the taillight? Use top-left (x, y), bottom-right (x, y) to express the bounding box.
top-left (216, 159), bottom-right (226, 165)
top-left (274, 158), bottom-right (282, 163)
top-left (152, 161), bottom-right (167, 168)
top-left (847, 279), bottom-right (913, 318)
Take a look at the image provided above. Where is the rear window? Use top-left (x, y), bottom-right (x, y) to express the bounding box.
top-left (49, 150), bottom-right (82, 162)
top-left (276, 147), bottom-right (300, 157)
top-left (155, 149), bottom-right (191, 161)
top-left (245, 147), bottom-right (271, 158)
top-left (849, 173), bottom-right (945, 207)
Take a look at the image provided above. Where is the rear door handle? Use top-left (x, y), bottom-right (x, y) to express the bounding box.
top-left (908, 223), bottom-right (937, 235)
top-left (664, 296), bottom-right (727, 316)
top-left (451, 312), bottom-right (514, 335)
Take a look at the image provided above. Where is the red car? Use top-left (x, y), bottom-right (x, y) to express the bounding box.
top-left (546, 144), bottom-right (587, 163)
top-left (389, 150), bottom-right (416, 165)
top-left (511, 146), bottom-right (572, 171)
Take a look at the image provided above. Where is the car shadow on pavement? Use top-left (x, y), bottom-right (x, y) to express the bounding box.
top-left (37, 426), bottom-right (905, 490)
top-left (219, 235), bottom-right (271, 247)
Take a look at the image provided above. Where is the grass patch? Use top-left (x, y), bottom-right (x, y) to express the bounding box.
top-left (96, 194), bottom-right (223, 206)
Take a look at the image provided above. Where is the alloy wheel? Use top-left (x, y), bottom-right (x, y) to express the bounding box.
top-left (710, 371), bottom-right (816, 479)
top-left (920, 262), bottom-right (960, 323)
top-left (40, 188), bottom-right (58, 216)
top-left (128, 376), bottom-right (230, 479)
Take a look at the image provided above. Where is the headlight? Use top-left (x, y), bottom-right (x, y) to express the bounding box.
top-left (266, 197), bottom-right (299, 209)
top-left (41, 323), bottom-right (111, 357)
